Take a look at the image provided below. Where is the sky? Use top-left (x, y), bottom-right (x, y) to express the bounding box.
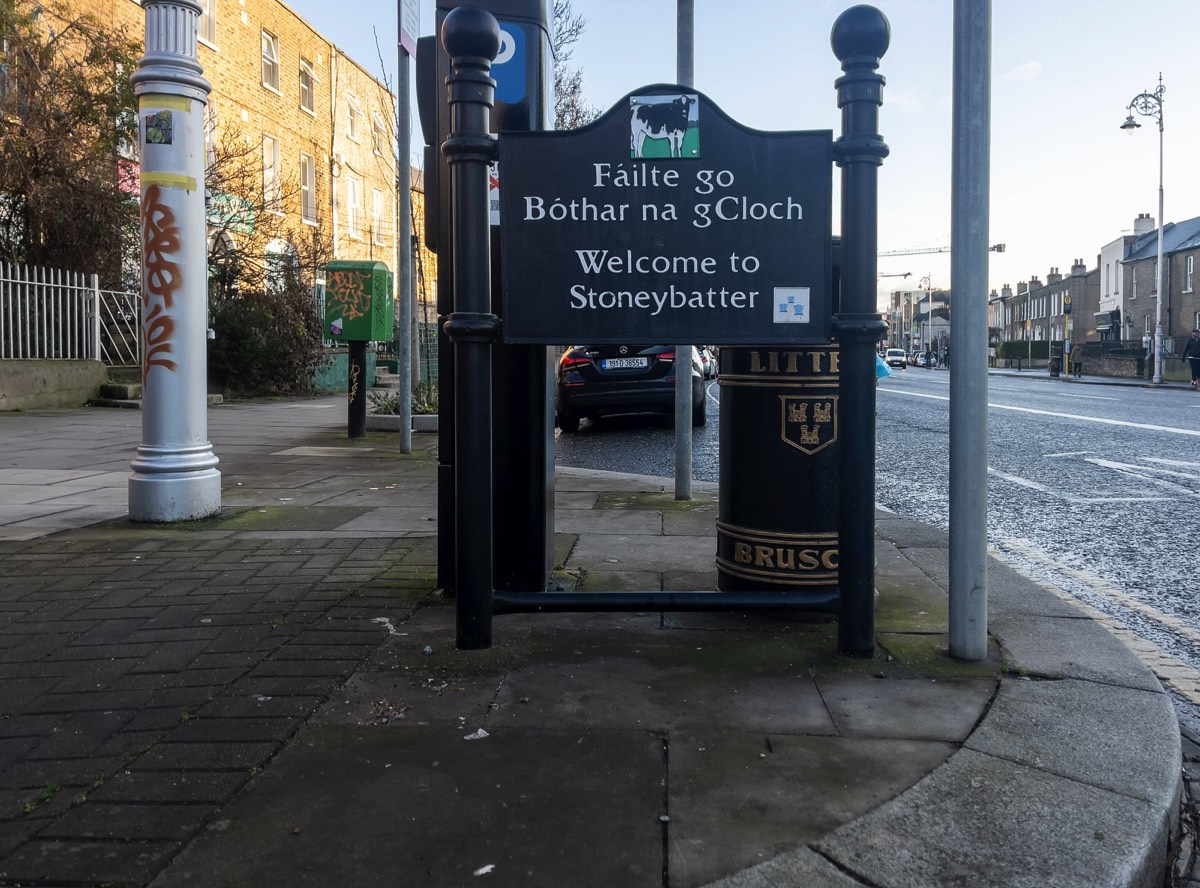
top-left (283, 0), bottom-right (1200, 307)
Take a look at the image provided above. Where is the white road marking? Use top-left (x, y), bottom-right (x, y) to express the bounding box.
top-left (1084, 458), bottom-right (1200, 498)
top-left (705, 381), bottom-right (720, 407)
top-left (1045, 451), bottom-right (1095, 458)
top-left (987, 466), bottom-right (1171, 503)
top-left (987, 468), bottom-right (1055, 494)
top-left (1143, 457), bottom-right (1200, 469)
top-left (883, 388), bottom-right (1200, 437)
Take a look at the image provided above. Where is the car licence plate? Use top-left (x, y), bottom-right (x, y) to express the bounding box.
top-left (602, 357), bottom-right (648, 370)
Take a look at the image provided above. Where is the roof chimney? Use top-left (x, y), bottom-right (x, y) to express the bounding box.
top-left (1047, 267), bottom-right (1063, 284)
top-left (1071, 259), bottom-right (1087, 276)
top-left (1001, 284), bottom-right (1013, 300)
top-left (1134, 213), bottom-right (1156, 235)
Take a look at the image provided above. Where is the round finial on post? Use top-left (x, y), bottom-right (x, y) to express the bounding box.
top-left (831, 5), bottom-right (891, 62)
top-left (441, 6), bottom-right (502, 61)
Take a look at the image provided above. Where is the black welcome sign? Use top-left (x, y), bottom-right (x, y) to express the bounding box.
top-left (498, 84), bottom-right (832, 345)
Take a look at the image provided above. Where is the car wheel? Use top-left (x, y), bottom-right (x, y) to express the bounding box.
top-left (692, 380), bottom-right (706, 426)
top-left (557, 412), bottom-right (581, 433)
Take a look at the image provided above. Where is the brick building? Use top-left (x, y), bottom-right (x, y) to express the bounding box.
top-left (60, 0), bottom-right (434, 307)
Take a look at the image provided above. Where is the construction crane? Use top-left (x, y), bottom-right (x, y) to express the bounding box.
top-left (879, 243), bottom-right (1005, 257)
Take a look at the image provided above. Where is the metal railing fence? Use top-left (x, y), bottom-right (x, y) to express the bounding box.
top-left (0, 261), bottom-right (140, 366)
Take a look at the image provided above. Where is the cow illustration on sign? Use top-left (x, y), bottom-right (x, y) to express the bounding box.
top-left (630, 94), bottom-right (698, 159)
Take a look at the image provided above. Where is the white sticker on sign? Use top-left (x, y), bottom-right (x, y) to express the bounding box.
top-left (489, 161), bottom-right (500, 227)
top-left (773, 288), bottom-right (810, 324)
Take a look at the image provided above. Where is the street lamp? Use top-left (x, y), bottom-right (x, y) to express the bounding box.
top-left (921, 275), bottom-right (934, 364)
top-left (1122, 73), bottom-right (1165, 385)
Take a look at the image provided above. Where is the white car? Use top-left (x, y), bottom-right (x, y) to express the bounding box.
top-left (885, 348), bottom-right (907, 369)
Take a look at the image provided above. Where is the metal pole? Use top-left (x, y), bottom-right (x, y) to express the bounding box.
top-left (948, 0), bottom-right (990, 661)
top-left (441, 7), bottom-right (500, 650)
top-left (397, 31), bottom-right (413, 452)
top-left (1153, 103), bottom-right (1164, 384)
top-left (129, 0), bottom-right (221, 522)
top-left (674, 0), bottom-right (694, 501)
top-left (90, 274), bottom-right (102, 361)
top-left (348, 339), bottom-right (368, 438)
top-left (831, 6), bottom-right (890, 658)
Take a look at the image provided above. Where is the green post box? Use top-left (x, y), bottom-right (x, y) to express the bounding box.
top-left (323, 261), bottom-right (394, 342)
top-left (324, 261), bottom-right (392, 439)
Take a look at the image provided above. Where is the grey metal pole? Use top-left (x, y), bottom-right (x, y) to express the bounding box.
top-left (1153, 104), bottom-right (1164, 384)
top-left (397, 31), bottom-right (413, 452)
top-left (948, 0), bottom-right (990, 661)
top-left (674, 0), bottom-right (694, 501)
top-left (129, 0), bottom-right (221, 522)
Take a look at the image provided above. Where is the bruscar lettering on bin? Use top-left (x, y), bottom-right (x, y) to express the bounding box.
top-left (141, 184), bottom-right (182, 382)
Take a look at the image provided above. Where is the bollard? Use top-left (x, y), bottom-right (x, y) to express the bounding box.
top-left (128, 0), bottom-right (221, 522)
top-left (831, 5), bottom-right (890, 657)
top-left (441, 7), bottom-right (501, 650)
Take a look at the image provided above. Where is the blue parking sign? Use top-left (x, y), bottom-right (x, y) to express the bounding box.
top-left (494, 23), bottom-right (526, 104)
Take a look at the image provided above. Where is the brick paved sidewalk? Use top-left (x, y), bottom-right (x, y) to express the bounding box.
top-left (0, 403), bottom-right (441, 884)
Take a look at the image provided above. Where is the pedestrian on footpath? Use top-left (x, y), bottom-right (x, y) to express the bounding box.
top-left (1070, 343), bottom-right (1084, 378)
top-left (1183, 329), bottom-right (1200, 388)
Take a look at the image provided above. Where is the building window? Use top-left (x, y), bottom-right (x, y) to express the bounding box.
top-left (0, 37), bottom-right (9, 102)
top-left (1132, 267), bottom-right (1138, 299)
top-left (263, 135), bottom-right (281, 210)
top-left (204, 102), bottom-right (218, 168)
top-left (1187, 255), bottom-right (1194, 293)
top-left (265, 238), bottom-right (298, 294)
top-left (198, 0), bottom-right (216, 45)
top-left (372, 115), bottom-right (386, 155)
top-left (300, 153), bottom-right (316, 223)
top-left (299, 58), bottom-right (315, 114)
top-left (261, 30), bottom-right (280, 91)
top-left (372, 188), bottom-right (385, 244)
top-left (347, 176), bottom-right (362, 238)
top-left (347, 94), bottom-right (362, 141)
top-left (1104, 263), bottom-right (1110, 297)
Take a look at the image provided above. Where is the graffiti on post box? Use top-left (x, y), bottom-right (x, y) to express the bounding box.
top-left (141, 184), bottom-right (181, 381)
top-left (780, 396), bottom-right (837, 454)
top-left (326, 270), bottom-right (372, 321)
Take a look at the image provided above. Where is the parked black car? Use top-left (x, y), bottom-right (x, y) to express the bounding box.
top-left (555, 345), bottom-right (706, 432)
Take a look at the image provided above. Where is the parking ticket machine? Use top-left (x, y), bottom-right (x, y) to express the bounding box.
top-left (417, 0), bottom-right (554, 594)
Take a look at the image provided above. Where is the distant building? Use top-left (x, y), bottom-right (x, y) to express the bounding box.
top-left (63, 0), bottom-right (435, 311)
top-left (1118, 213), bottom-right (1200, 346)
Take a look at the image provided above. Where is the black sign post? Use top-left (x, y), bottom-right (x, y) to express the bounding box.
top-left (832, 6), bottom-right (890, 657)
top-left (441, 8), bottom-right (501, 650)
top-left (440, 6), bottom-right (890, 657)
top-left (500, 88), bottom-right (832, 345)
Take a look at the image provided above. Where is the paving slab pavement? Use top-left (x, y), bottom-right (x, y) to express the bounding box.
top-left (0, 397), bottom-right (1186, 886)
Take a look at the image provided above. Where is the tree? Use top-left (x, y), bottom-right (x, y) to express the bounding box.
top-left (0, 0), bottom-right (141, 287)
top-left (552, 0), bottom-right (599, 130)
top-left (203, 121), bottom-right (333, 397)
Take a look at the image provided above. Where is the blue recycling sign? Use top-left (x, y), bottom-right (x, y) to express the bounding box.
top-left (494, 23), bottom-right (526, 105)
